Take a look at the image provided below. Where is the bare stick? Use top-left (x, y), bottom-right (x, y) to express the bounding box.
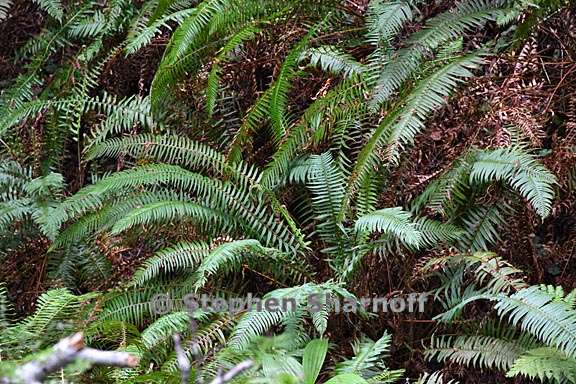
top-left (208, 360), bottom-right (252, 384)
top-left (76, 348), bottom-right (139, 367)
top-left (173, 334), bottom-right (191, 384)
top-left (6, 333), bottom-right (138, 384)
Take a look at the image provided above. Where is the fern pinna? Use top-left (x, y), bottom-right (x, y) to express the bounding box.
top-left (0, 0), bottom-right (567, 382)
top-left (427, 284), bottom-right (576, 383)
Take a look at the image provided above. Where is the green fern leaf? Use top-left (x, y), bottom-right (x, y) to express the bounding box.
top-left (470, 147), bottom-right (557, 218)
top-left (507, 347), bottom-right (576, 383)
top-left (355, 207), bottom-right (422, 248)
top-left (32, 0), bottom-right (64, 21)
top-left (335, 333), bottom-right (392, 378)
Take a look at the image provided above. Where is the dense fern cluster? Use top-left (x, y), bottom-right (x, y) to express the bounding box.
top-left (0, 0), bottom-right (572, 382)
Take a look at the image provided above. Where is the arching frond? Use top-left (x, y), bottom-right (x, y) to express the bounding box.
top-left (32, 0), bottom-right (64, 21)
top-left (355, 207), bottom-right (422, 248)
top-left (348, 53), bottom-right (485, 204)
top-left (133, 241), bottom-right (211, 286)
top-left (52, 190), bottom-right (182, 247)
top-left (494, 286), bottom-right (576, 359)
top-left (162, 0), bottom-right (232, 62)
top-left (229, 283), bottom-right (358, 352)
top-left (110, 200), bottom-right (231, 235)
top-left (86, 93), bottom-right (155, 146)
top-left (20, 289), bottom-right (97, 340)
top-left (365, 0), bottom-right (414, 46)
top-left (261, 80), bottom-right (366, 188)
top-left (507, 347), bottom-right (576, 383)
top-left (303, 153), bottom-right (346, 253)
top-left (269, 27), bottom-right (319, 143)
top-left (124, 9), bottom-right (196, 55)
top-left (334, 333), bottom-right (392, 378)
top-left (303, 46), bottom-right (364, 78)
top-left (141, 312), bottom-right (192, 349)
top-left (85, 134), bottom-right (261, 186)
top-left (191, 239), bottom-right (285, 290)
top-left (369, 0), bottom-right (506, 109)
top-left (457, 200), bottom-right (511, 252)
top-left (413, 217), bottom-right (463, 247)
top-left (470, 147), bottom-right (557, 218)
top-left (426, 334), bottom-right (536, 371)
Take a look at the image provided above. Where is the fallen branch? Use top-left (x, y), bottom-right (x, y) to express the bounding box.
top-left (4, 333), bottom-right (138, 384)
top-left (208, 361), bottom-right (252, 384)
top-left (172, 332), bottom-right (251, 384)
top-left (173, 334), bottom-right (191, 384)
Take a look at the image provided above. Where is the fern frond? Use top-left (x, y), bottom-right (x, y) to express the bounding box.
top-left (366, 369), bottom-right (405, 384)
top-left (538, 285), bottom-right (576, 309)
top-left (467, 252), bottom-right (527, 294)
top-left (457, 200), bottom-right (511, 252)
top-left (470, 147), bottom-right (557, 218)
top-left (303, 46), bottom-right (364, 78)
top-left (261, 80), bottom-right (366, 188)
top-left (425, 252), bottom-right (527, 295)
top-left (426, 334), bottom-right (534, 371)
top-left (494, 286), bottom-right (576, 359)
top-left (47, 164), bottom-right (209, 231)
top-left (86, 93), bottom-right (155, 146)
top-left (150, 0), bottom-right (248, 111)
top-left (385, 53), bottom-right (485, 163)
top-left (269, 27), bottom-right (319, 144)
top-left (141, 312), bottom-right (191, 349)
top-left (0, 0), bottom-right (12, 21)
top-left (413, 217), bottom-right (463, 247)
top-left (192, 239), bottom-right (277, 290)
top-left (348, 53), bottom-right (484, 204)
top-left (21, 289), bottom-right (97, 339)
top-left (206, 24), bottom-right (262, 117)
top-left (109, 200), bottom-right (232, 235)
top-left (414, 372), bottom-right (459, 384)
top-left (164, 0), bottom-right (232, 62)
top-left (229, 283), bottom-right (356, 352)
top-left (96, 286), bottom-right (198, 327)
top-left (355, 170), bottom-right (381, 219)
top-left (133, 241), bottom-right (211, 286)
top-left (335, 333), bottom-right (392, 378)
top-left (0, 199), bottom-right (32, 232)
top-left (227, 85), bottom-right (274, 162)
top-left (125, 9), bottom-right (196, 55)
top-left (365, 0), bottom-right (414, 46)
top-left (85, 134), bottom-right (261, 186)
top-left (507, 347), bottom-right (576, 383)
top-left (52, 190), bottom-right (182, 247)
top-left (52, 164), bottom-right (299, 253)
top-left (68, 10), bottom-right (106, 38)
top-left (304, 153), bottom-right (346, 253)
top-left (369, 0), bottom-right (506, 109)
top-left (161, 314), bottom-right (236, 372)
top-left (410, 155), bottom-right (473, 216)
top-left (355, 207), bottom-right (422, 248)
top-left (48, 244), bottom-right (112, 289)
top-left (32, 0), bottom-right (64, 21)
